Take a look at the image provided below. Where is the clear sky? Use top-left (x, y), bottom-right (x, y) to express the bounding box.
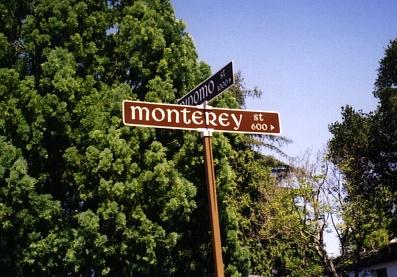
top-left (171, 0), bottom-right (397, 159)
top-left (171, 0), bottom-right (397, 257)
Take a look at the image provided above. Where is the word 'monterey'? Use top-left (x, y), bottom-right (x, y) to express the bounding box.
top-left (131, 103), bottom-right (242, 130)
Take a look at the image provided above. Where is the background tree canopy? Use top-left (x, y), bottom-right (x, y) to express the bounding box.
top-left (328, 39), bottom-right (397, 271)
top-left (2, 0), bottom-right (394, 276)
top-left (0, 0), bottom-right (296, 276)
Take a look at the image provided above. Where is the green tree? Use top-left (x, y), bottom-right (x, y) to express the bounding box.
top-left (1, 0), bottom-right (324, 275)
top-left (0, 0), bottom-right (290, 275)
top-left (0, 137), bottom-right (63, 275)
top-left (238, 150), bottom-right (340, 277)
top-left (328, 39), bottom-right (397, 272)
top-left (0, 0), bottom-right (206, 275)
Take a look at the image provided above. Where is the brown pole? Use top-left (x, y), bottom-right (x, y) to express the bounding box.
top-left (201, 129), bottom-right (224, 277)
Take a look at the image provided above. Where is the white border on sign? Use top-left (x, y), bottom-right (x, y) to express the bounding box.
top-left (122, 100), bottom-right (281, 136)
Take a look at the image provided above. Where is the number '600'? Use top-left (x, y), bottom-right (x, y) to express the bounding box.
top-left (251, 123), bottom-right (268, 131)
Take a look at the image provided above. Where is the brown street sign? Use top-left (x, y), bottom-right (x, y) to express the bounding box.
top-left (123, 100), bottom-right (281, 135)
top-left (177, 61), bottom-right (234, 106)
top-left (122, 99), bottom-right (281, 277)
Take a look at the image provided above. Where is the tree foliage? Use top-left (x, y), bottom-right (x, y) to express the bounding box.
top-left (242, 151), bottom-right (339, 277)
top-left (0, 0), bottom-right (333, 275)
top-left (0, 0), bottom-right (209, 275)
top-left (328, 39), bottom-right (397, 270)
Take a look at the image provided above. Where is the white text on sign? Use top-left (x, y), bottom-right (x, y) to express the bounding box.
top-left (131, 105), bottom-right (242, 130)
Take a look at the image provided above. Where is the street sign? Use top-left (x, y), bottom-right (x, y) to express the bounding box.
top-left (123, 100), bottom-right (280, 135)
top-left (123, 95), bottom-right (281, 277)
top-left (177, 61), bottom-right (234, 106)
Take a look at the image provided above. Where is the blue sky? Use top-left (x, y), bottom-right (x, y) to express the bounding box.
top-left (171, 0), bottom-right (397, 159)
top-left (171, 0), bottom-right (397, 257)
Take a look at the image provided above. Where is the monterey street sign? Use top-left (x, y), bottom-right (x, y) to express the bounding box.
top-left (123, 100), bottom-right (280, 135)
top-left (123, 60), bottom-right (281, 277)
top-left (177, 61), bottom-right (234, 106)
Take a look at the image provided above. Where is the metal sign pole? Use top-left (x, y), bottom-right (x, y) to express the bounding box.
top-left (201, 131), bottom-right (224, 277)
top-left (122, 59), bottom-right (280, 276)
top-left (200, 101), bottom-right (224, 276)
